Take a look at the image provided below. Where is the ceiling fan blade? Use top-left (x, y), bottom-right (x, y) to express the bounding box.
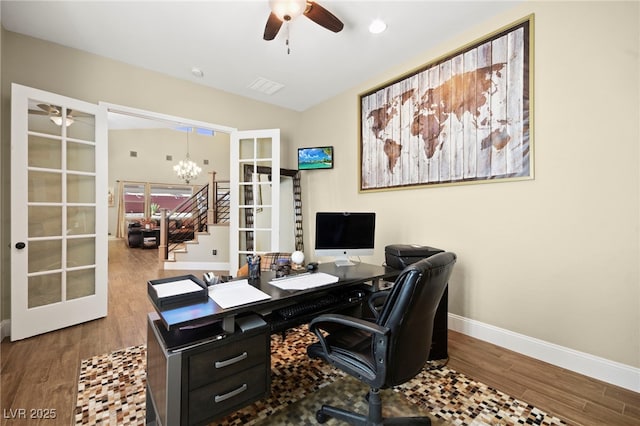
top-left (37, 103), bottom-right (61, 115)
top-left (33, 103), bottom-right (91, 118)
top-left (264, 12), bottom-right (283, 41)
top-left (304, 1), bottom-right (344, 33)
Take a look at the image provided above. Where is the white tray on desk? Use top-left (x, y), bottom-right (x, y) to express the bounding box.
top-left (148, 274), bottom-right (207, 309)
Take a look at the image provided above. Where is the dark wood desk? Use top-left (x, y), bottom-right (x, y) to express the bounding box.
top-left (155, 262), bottom-right (399, 333)
top-left (146, 262), bottom-right (399, 426)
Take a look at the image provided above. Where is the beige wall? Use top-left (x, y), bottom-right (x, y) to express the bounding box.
top-left (1, 1), bottom-right (638, 371)
top-left (299, 1), bottom-right (639, 368)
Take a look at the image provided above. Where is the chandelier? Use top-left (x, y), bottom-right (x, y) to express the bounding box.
top-left (173, 128), bottom-right (201, 184)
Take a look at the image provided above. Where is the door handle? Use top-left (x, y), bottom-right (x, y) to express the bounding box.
top-left (15, 242), bottom-right (26, 249)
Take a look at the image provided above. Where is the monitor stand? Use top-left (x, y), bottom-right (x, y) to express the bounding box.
top-left (334, 256), bottom-right (354, 267)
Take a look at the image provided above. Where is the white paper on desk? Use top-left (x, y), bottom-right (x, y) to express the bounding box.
top-left (208, 279), bottom-right (271, 309)
top-left (153, 279), bottom-right (203, 298)
top-left (269, 272), bottom-right (339, 290)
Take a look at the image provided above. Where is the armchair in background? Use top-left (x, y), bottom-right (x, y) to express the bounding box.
top-left (127, 222), bottom-right (143, 248)
top-left (307, 252), bottom-right (457, 425)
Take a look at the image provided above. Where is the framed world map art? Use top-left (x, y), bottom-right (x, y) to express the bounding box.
top-left (359, 16), bottom-right (533, 191)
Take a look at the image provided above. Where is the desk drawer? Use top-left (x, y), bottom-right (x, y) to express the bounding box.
top-left (188, 363), bottom-right (268, 425)
top-left (188, 333), bottom-right (268, 389)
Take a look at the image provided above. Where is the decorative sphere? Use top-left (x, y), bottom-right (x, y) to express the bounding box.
top-left (291, 251), bottom-right (305, 265)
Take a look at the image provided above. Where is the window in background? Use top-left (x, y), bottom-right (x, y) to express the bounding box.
top-left (120, 181), bottom-right (194, 229)
top-left (123, 183), bottom-right (145, 222)
top-left (150, 185), bottom-right (193, 219)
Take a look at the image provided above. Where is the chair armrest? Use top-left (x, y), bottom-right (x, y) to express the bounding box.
top-left (309, 314), bottom-right (389, 355)
top-left (367, 290), bottom-right (390, 319)
top-left (310, 313), bottom-right (387, 334)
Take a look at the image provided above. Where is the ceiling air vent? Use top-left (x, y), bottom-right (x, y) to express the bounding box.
top-left (248, 77), bottom-right (284, 95)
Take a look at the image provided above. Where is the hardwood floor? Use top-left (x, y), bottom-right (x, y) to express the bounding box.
top-left (447, 332), bottom-right (640, 425)
top-left (0, 240), bottom-right (209, 426)
top-left (1, 240), bottom-right (638, 425)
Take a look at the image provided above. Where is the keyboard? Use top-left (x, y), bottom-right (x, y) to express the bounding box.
top-left (276, 294), bottom-right (341, 320)
top-left (268, 272), bottom-right (339, 290)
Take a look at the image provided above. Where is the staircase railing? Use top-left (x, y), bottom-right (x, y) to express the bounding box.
top-left (161, 185), bottom-right (208, 258)
top-left (213, 179), bottom-right (230, 224)
top-left (159, 171), bottom-right (230, 261)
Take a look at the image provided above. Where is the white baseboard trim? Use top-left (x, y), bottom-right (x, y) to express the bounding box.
top-left (163, 261), bottom-right (230, 271)
top-left (1, 319), bottom-right (11, 342)
top-left (448, 313), bottom-right (640, 393)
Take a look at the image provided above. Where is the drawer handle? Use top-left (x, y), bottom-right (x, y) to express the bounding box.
top-left (214, 352), bottom-right (248, 369)
top-left (214, 384), bottom-right (247, 403)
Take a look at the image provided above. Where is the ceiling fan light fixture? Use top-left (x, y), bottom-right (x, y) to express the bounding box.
top-left (50, 115), bottom-right (74, 127)
top-left (269, 0), bottom-right (306, 21)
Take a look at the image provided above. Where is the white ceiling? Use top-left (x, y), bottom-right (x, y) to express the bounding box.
top-left (1, 0), bottom-right (522, 112)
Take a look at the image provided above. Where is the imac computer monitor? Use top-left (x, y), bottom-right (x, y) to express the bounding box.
top-left (314, 212), bottom-right (376, 266)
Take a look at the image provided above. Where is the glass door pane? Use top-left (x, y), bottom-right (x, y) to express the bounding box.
top-left (67, 175), bottom-right (96, 203)
top-left (67, 141), bottom-right (95, 172)
top-left (67, 206), bottom-right (96, 235)
top-left (28, 100), bottom-right (63, 136)
top-left (28, 135), bottom-right (61, 169)
top-left (29, 206), bottom-right (63, 237)
top-left (28, 171), bottom-right (62, 203)
top-left (67, 269), bottom-right (96, 300)
top-left (28, 274), bottom-right (62, 308)
top-left (67, 238), bottom-right (96, 267)
top-left (28, 240), bottom-right (62, 273)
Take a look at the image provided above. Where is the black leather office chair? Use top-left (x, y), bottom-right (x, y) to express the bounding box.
top-left (307, 252), bottom-right (457, 425)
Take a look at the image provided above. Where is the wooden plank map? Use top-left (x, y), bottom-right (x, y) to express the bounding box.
top-left (359, 17), bottom-right (532, 191)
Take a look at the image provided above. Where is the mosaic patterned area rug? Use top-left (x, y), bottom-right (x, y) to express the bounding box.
top-left (75, 345), bottom-right (146, 425)
top-left (75, 327), bottom-right (567, 425)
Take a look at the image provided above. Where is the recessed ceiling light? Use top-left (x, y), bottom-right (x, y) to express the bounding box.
top-left (369, 19), bottom-right (387, 34)
top-left (191, 67), bottom-right (204, 78)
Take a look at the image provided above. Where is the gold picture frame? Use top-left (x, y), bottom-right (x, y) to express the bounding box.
top-left (359, 15), bottom-right (533, 191)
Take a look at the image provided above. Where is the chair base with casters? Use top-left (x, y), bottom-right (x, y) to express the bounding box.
top-left (308, 252), bottom-right (457, 426)
top-left (315, 387), bottom-right (431, 425)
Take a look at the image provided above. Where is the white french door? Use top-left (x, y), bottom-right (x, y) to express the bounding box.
top-left (230, 129), bottom-right (280, 274)
top-left (10, 84), bottom-right (107, 341)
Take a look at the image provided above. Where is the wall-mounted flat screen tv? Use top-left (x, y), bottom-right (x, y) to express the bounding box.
top-left (298, 146), bottom-right (333, 170)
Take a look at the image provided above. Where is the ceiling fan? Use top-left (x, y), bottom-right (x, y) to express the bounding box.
top-left (263, 0), bottom-right (344, 41)
top-left (28, 103), bottom-right (90, 127)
